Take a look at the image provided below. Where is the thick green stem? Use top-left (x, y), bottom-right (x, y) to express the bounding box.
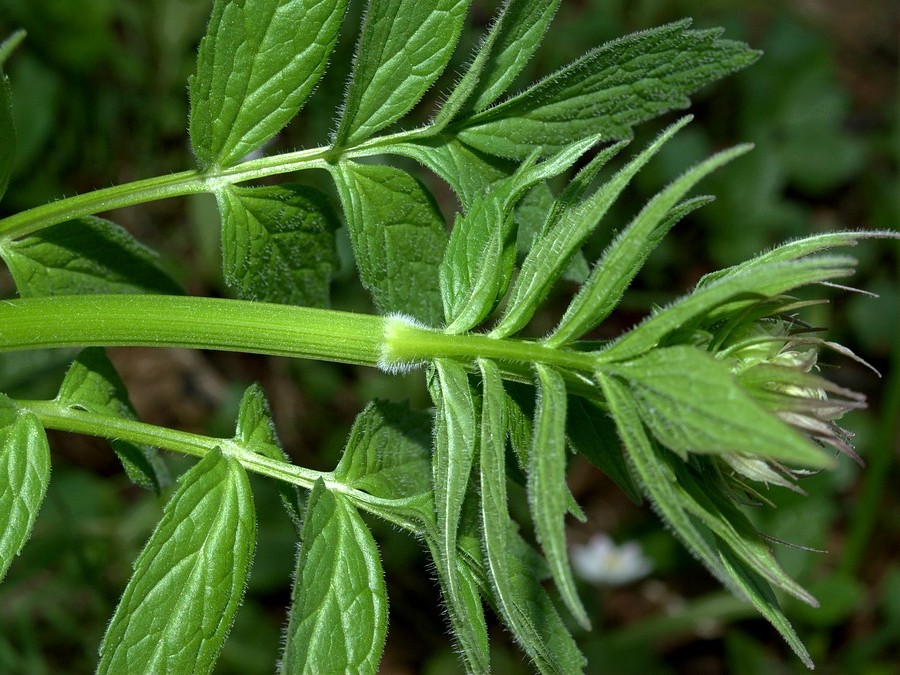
top-left (0, 295), bottom-right (601, 378)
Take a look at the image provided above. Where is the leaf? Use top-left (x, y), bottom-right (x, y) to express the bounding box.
top-left (189, 0), bottom-right (347, 168)
top-left (605, 346), bottom-right (833, 469)
top-left (282, 479), bottom-right (387, 674)
top-left (547, 141), bottom-right (749, 346)
top-left (0, 217), bottom-right (183, 297)
top-left (433, 0), bottom-right (562, 125)
top-left (566, 396), bottom-right (641, 505)
top-left (332, 399), bottom-right (433, 502)
top-left (98, 449), bottom-right (256, 674)
top-left (478, 359), bottom-right (584, 673)
top-left (234, 384), bottom-right (302, 527)
top-left (57, 348), bottom-right (169, 493)
top-left (456, 20), bottom-right (760, 159)
top-left (427, 359), bottom-right (489, 672)
top-left (0, 394), bottom-right (50, 582)
top-left (718, 544), bottom-right (813, 669)
top-left (216, 183), bottom-right (339, 307)
top-left (0, 31), bottom-right (25, 201)
top-left (598, 373), bottom-right (724, 578)
top-left (528, 363), bottom-right (589, 628)
top-left (598, 255), bottom-right (858, 362)
top-left (331, 162), bottom-right (447, 325)
top-left (441, 136), bottom-right (598, 333)
top-left (332, 0), bottom-right (469, 147)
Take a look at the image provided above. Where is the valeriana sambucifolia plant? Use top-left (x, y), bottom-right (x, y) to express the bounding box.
top-left (0, 1), bottom-right (894, 672)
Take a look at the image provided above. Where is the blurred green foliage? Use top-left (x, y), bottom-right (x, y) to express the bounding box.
top-left (0, 0), bottom-right (896, 672)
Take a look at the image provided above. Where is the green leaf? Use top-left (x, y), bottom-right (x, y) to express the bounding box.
top-left (189, 0), bottom-right (347, 168)
top-left (0, 31), bottom-right (25, 201)
top-left (478, 359), bottom-right (584, 673)
top-left (598, 255), bottom-right (858, 362)
top-left (57, 348), bottom-right (169, 493)
top-left (390, 136), bottom-right (513, 209)
top-left (433, 0), bottom-right (561, 126)
top-left (333, 399), bottom-right (433, 502)
top-left (234, 384), bottom-right (302, 527)
top-left (441, 137), bottom-right (598, 333)
top-left (0, 393), bottom-right (50, 581)
top-left (528, 363), bottom-right (589, 628)
top-left (598, 373), bottom-right (725, 578)
top-left (547, 142), bottom-right (749, 346)
top-left (216, 184), bottom-right (339, 307)
top-left (282, 479), bottom-right (387, 674)
top-left (0, 216), bottom-right (183, 297)
top-left (427, 359), bottom-right (489, 672)
top-left (98, 449), bottom-right (256, 674)
top-left (605, 346), bottom-right (832, 469)
top-left (718, 544), bottom-right (813, 669)
top-left (333, 0), bottom-right (469, 147)
top-left (566, 396), bottom-right (641, 505)
top-left (332, 162), bottom-right (447, 325)
top-left (457, 20), bottom-right (760, 159)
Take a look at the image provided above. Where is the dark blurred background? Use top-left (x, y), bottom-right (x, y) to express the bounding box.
top-left (0, 0), bottom-right (897, 672)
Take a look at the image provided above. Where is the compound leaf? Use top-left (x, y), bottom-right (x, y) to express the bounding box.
top-left (332, 161), bottom-right (446, 325)
top-left (0, 394), bottom-right (50, 582)
top-left (0, 31), bottom-right (25, 201)
top-left (529, 364), bottom-right (589, 628)
top-left (606, 346), bottom-right (833, 469)
top-left (217, 184), bottom-right (339, 307)
top-left (457, 20), bottom-right (760, 159)
top-left (190, 0), bottom-right (347, 168)
top-left (57, 348), bottom-right (169, 493)
top-left (0, 217), bottom-right (182, 297)
top-left (333, 399), bottom-right (433, 502)
top-left (234, 384), bottom-right (302, 527)
top-left (282, 479), bottom-right (387, 674)
top-left (333, 0), bottom-right (468, 147)
top-left (98, 449), bottom-right (256, 674)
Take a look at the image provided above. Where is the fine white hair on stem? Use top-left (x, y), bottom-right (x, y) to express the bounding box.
top-left (378, 312), bottom-right (431, 374)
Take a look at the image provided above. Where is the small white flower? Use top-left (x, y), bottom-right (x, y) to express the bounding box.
top-left (570, 533), bottom-right (653, 586)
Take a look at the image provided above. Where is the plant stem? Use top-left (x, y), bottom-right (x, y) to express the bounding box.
top-left (0, 295), bottom-right (601, 377)
top-left (19, 397), bottom-right (428, 532)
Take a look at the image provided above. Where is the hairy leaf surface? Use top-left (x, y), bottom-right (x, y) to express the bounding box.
top-left (478, 360), bottom-right (584, 673)
top-left (427, 359), bottom-right (489, 672)
top-left (333, 0), bottom-right (468, 146)
top-left (333, 399), bottom-right (433, 502)
top-left (332, 162), bottom-right (446, 325)
top-left (0, 31), bottom-right (24, 201)
top-left (190, 0), bottom-right (347, 168)
top-left (0, 394), bottom-right (50, 581)
top-left (606, 346), bottom-right (832, 468)
top-left (98, 449), bottom-right (255, 674)
top-left (529, 364), bottom-right (589, 628)
top-left (234, 384), bottom-right (302, 527)
top-left (217, 184), bottom-right (338, 307)
top-left (0, 217), bottom-right (182, 297)
top-left (457, 20), bottom-right (760, 158)
top-left (548, 142), bottom-right (749, 346)
top-left (57, 348), bottom-right (169, 492)
top-left (282, 479), bottom-right (387, 674)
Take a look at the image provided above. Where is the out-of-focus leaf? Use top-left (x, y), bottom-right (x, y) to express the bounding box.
top-left (0, 31), bottom-right (25, 200)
